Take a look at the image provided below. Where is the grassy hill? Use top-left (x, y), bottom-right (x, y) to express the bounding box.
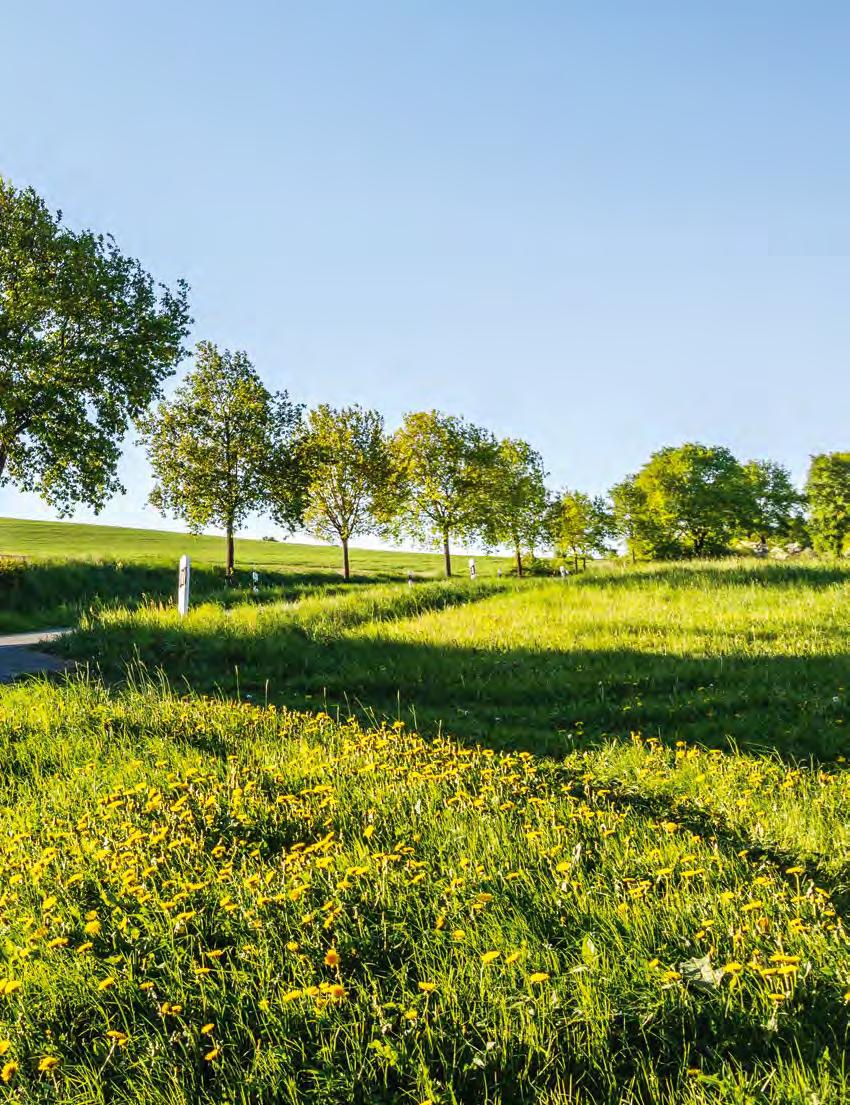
top-left (3, 559), bottom-right (850, 1101)
top-left (0, 517), bottom-right (509, 631)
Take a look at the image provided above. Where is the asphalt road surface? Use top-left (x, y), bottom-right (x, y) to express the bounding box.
top-left (0, 629), bottom-right (71, 683)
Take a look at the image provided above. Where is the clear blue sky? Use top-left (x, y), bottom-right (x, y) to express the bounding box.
top-left (2, 1), bottom-right (848, 543)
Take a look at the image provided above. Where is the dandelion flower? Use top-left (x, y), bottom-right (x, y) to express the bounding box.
top-left (201, 1023), bottom-right (215, 1035)
top-left (204, 1046), bottom-right (220, 1061)
top-left (417, 981), bottom-right (436, 994)
top-left (528, 972), bottom-right (550, 984)
top-left (98, 977), bottom-right (116, 991)
top-left (38, 1056), bottom-right (60, 1072)
top-left (324, 948), bottom-right (341, 968)
top-left (1, 1061), bottom-right (18, 1083)
top-left (480, 950), bottom-right (501, 965)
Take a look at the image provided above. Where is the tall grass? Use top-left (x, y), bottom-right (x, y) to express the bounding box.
top-left (0, 679), bottom-right (848, 1102)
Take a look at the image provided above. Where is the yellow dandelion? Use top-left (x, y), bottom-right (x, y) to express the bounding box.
top-left (0, 1042), bottom-right (9, 1056)
top-left (38, 1056), bottom-right (60, 1072)
top-left (528, 972), bottom-right (550, 984)
top-left (84, 919), bottom-right (101, 937)
top-left (505, 951), bottom-right (521, 965)
top-left (0, 980), bottom-right (21, 996)
top-left (480, 950), bottom-right (501, 965)
top-left (1, 1060), bottom-right (18, 1083)
top-left (201, 1023), bottom-right (215, 1035)
top-left (417, 981), bottom-right (436, 994)
top-left (324, 948), bottom-right (340, 968)
top-left (204, 1046), bottom-right (221, 1061)
top-left (98, 977), bottom-right (116, 991)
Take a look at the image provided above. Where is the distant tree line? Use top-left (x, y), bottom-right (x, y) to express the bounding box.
top-left (3, 178), bottom-right (850, 578)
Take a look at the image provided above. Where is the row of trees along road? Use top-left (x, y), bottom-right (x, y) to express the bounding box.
top-left (139, 350), bottom-right (552, 580)
top-left (3, 178), bottom-right (850, 577)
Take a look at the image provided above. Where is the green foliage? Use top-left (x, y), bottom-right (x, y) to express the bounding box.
top-left (611, 443), bottom-right (754, 559)
top-left (298, 405), bottom-right (394, 580)
top-left (0, 177), bottom-right (190, 513)
top-left (742, 459), bottom-right (805, 545)
top-left (805, 453), bottom-right (850, 557)
top-left (548, 489), bottom-right (614, 570)
top-left (389, 411), bottom-right (498, 576)
top-left (480, 438), bottom-right (548, 576)
top-left (140, 343), bottom-right (303, 575)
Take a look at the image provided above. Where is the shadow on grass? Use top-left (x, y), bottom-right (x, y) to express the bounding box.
top-left (0, 557), bottom-right (409, 631)
top-left (57, 602), bottom-right (850, 763)
top-left (576, 561), bottom-right (850, 591)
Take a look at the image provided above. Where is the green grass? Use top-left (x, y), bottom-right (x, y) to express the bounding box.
top-left (3, 558), bottom-right (850, 1101)
top-left (0, 517), bottom-right (509, 631)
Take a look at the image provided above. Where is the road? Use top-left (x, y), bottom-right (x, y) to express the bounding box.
top-left (0, 628), bottom-right (71, 683)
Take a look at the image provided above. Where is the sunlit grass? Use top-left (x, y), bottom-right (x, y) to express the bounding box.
top-left (4, 558), bottom-right (850, 1100)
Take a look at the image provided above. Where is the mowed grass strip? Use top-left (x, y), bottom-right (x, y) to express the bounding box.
top-left (0, 681), bottom-right (849, 1103)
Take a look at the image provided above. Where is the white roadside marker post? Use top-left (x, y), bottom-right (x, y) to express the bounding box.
top-left (252, 570), bottom-right (259, 594)
top-left (178, 555), bottom-right (191, 617)
top-left (468, 558), bottom-right (476, 580)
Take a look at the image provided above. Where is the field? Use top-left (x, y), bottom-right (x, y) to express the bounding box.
top-left (0, 517), bottom-right (508, 632)
top-left (2, 551), bottom-right (850, 1102)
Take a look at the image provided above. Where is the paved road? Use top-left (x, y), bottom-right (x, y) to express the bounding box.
top-left (0, 628), bottom-right (71, 683)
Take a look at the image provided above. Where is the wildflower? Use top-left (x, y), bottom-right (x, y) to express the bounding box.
top-left (98, 977), bottom-right (116, 991)
top-left (324, 948), bottom-right (341, 968)
top-left (452, 930), bottom-right (466, 942)
top-left (0, 1042), bottom-right (8, 1056)
top-left (204, 1046), bottom-right (221, 1061)
top-left (106, 1030), bottom-right (128, 1047)
top-left (363, 825), bottom-right (375, 840)
top-left (0, 980), bottom-right (21, 996)
top-left (201, 1023), bottom-right (215, 1035)
top-left (506, 951), bottom-right (521, 965)
top-left (480, 950), bottom-right (501, 965)
top-left (1, 1061), bottom-right (18, 1082)
top-left (38, 1056), bottom-right (60, 1072)
top-left (528, 972), bottom-right (550, 984)
top-left (418, 981), bottom-right (436, 994)
top-left (84, 919), bottom-right (101, 937)
top-left (283, 989), bottom-right (302, 1002)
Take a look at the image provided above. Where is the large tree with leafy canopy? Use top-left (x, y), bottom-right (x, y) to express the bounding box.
top-left (140, 342), bottom-right (303, 578)
top-left (0, 177), bottom-right (190, 513)
top-left (297, 404), bottom-right (394, 581)
top-left (388, 410), bottom-right (497, 577)
top-left (805, 453), bottom-right (850, 557)
top-left (742, 459), bottom-right (804, 546)
top-left (610, 443), bottom-right (753, 559)
top-left (481, 437), bottom-right (548, 577)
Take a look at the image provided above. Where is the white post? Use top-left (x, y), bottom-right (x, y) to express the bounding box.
top-left (252, 570), bottom-right (259, 594)
top-left (178, 555), bottom-right (191, 617)
top-left (468, 558), bottom-right (476, 580)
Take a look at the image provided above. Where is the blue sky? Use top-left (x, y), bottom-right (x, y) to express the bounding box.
top-left (1, 1), bottom-right (848, 543)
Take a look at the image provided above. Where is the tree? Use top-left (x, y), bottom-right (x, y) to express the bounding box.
top-left (0, 177), bottom-right (190, 513)
top-left (549, 490), bottom-right (614, 572)
top-left (805, 453), bottom-right (850, 557)
top-left (298, 404), bottom-right (393, 581)
top-left (610, 444), bottom-right (752, 559)
top-left (388, 411), bottom-right (497, 577)
top-left (140, 342), bottom-right (303, 578)
top-left (481, 438), bottom-right (548, 577)
top-left (742, 459), bottom-right (804, 546)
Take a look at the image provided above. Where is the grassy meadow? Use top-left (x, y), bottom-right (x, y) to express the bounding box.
top-left (0, 517), bottom-right (508, 632)
top-left (2, 552), bottom-right (850, 1101)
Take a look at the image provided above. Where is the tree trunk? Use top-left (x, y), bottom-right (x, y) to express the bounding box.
top-left (226, 527), bottom-right (235, 583)
top-left (342, 536), bottom-right (350, 581)
top-left (574, 553), bottom-right (579, 573)
top-left (0, 446), bottom-right (6, 483)
top-left (515, 546), bottom-right (523, 578)
top-left (443, 533), bottom-right (452, 578)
